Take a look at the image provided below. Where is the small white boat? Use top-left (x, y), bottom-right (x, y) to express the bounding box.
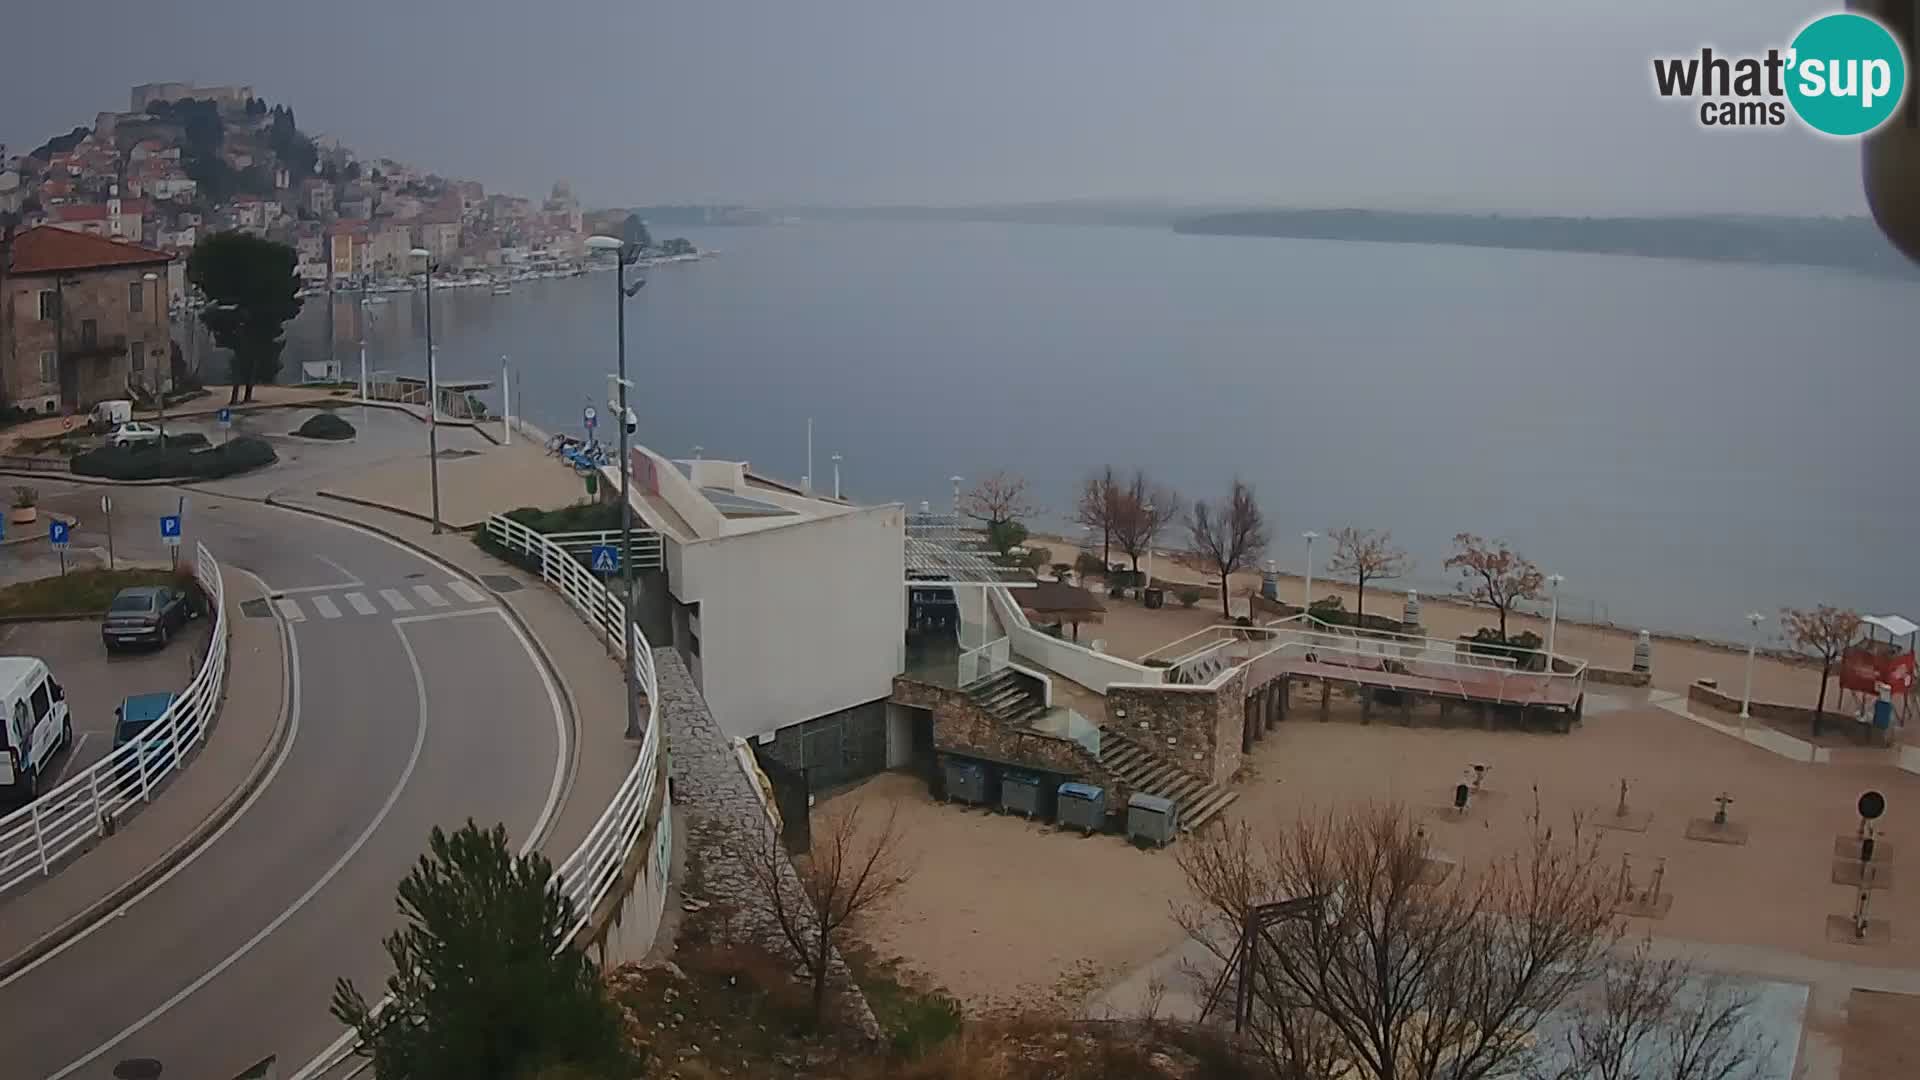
top-left (490, 282), bottom-right (513, 296)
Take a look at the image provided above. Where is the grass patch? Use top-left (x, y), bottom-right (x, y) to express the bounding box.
top-left (471, 502), bottom-right (622, 574)
top-left (0, 567), bottom-right (196, 617)
top-left (843, 943), bottom-right (964, 1058)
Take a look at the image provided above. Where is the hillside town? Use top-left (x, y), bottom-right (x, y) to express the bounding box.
top-left (0, 82), bottom-right (691, 418)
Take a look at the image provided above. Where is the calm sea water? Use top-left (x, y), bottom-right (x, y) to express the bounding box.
top-left (278, 221), bottom-right (1917, 642)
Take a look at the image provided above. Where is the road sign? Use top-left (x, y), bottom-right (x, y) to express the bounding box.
top-left (583, 406), bottom-right (598, 431)
top-left (160, 514), bottom-right (182, 547)
top-left (589, 545), bottom-right (619, 574)
top-left (48, 520), bottom-right (70, 547)
top-left (101, 494), bottom-right (113, 514)
top-left (217, 407), bottom-right (232, 428)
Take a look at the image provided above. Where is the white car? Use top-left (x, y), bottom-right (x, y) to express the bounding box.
top-left (109, 421), bottom-right (163, 448)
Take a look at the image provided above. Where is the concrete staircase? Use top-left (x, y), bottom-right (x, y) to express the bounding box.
top-left (1097, 729), bottom-right (1239, 831)
top-left (967, 669), bottom-right (1049, 727)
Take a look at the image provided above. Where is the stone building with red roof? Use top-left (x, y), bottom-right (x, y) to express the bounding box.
top-left (1, 226), bottom-right (173, 413)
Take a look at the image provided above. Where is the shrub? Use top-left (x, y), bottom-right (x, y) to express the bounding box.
top-left (162, 432), bottom-right (210, 450)
top-left (1051, 562), bottom-right (1074, 582)
top-left (295, 411), bottom-right (357, 440)
top-left (11, 485), bottom-right (36, 509)
top-left (1463, 627), bottom-right (1548, 668)
top-left (1178, 587), bottom-right (1202, 608)
top-left (1074, 552), bottom-right (1105, 579)
top-left (71, 435), bottom-right (277, 481)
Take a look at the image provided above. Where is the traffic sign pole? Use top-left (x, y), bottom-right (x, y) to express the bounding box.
top-left (102, 494), bottom-right (114, 571)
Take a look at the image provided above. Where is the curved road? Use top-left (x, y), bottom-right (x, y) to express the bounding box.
top-left (0, 491), bottom-right (569, 1079)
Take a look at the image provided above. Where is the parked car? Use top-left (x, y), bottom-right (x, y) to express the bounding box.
top-left (102, 585), bottom-right (196, 651)
top-left (112, 691), bottom-right (180, 777)
top-left (108, 421), bottom-right (163, 448)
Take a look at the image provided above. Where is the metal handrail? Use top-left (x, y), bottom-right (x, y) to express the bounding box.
top-left (483, 513), bottom-right (664, 938)
top-left (0, 543), bottom-right (228, 896)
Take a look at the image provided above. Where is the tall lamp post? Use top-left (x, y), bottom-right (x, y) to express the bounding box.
top-left (1143, 502), bottom-right (1155, 592)
top-left (1545, 573), bottom-right (1565, 671)
top-left (1740, 612), bottom-right (1766, 722)
top-left (408, 249), bottom-right (442, 533)
top-left (586, 222), bottom-right (648, 740)
top-left (1301, 531), bottom-right (1319, 615)
top-left (142, 271), bottom-right (167, 442)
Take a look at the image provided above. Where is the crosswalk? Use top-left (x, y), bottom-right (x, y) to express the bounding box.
top-left (272, 580), bottom-right (491, 623)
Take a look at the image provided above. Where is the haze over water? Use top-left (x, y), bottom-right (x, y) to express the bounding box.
top-left (286, 220), bottom-right (1917, 644)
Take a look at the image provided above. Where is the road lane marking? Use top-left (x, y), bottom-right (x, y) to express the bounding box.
top-left (446, 579), bottom-right (486, 604)
top-left (310, 595), bottom-right (342, 620)
top-left (379, 588), bottom-right (413, 612)
top-left (273, 597), bottom-right (305, 621)
top-left (344, 592), bottom-right (377, 616)
top-left (412, 584), bottom-right (450, 608)
top-left (314, 554), bottom-right (362, 586)
top-left (2, 568), bottom-right (302, 992)
top-left (296, 606), bottom-right (571, 1080)
top-left (46, 618), bottom-right (429, 1080)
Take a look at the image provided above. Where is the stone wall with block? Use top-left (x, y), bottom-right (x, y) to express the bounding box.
top-left (893, 675), bottom-right (1106, 781)
top-left (1107, 663), bottom-right (1246, 785)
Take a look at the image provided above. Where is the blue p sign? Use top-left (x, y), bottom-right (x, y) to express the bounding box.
top-left (48, 520), bottom-right (70, 547)
top-left (160, 515), bottom-right (182, 546)
top-left (216, 407), bottom-right (232, 427)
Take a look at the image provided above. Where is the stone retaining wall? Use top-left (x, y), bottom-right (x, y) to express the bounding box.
top-left (660, 650), bottom-right (880, 1038)
top-left (1108, 664), bottom-right (1246, 785)
top-left (893, 676), bottom-right (1114, 788)
top-left (1687, 679), bottom-right (1824, 727)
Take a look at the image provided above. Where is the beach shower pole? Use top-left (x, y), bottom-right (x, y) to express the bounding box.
top-left (1302, 531), bottom-right (1319, 613)
top-left (1546, 574), bottom-right (1564, 670)
top-left (1741, 612), bottom-right (1766, 722)
top-left (832, 453), bottom-right (842, 500)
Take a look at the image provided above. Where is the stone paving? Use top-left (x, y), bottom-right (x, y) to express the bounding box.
top-left (655, 649), bottom-right (880, 1038)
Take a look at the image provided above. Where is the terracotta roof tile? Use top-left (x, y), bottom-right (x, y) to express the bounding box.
top-left (7, 225), bottom-right (172, 275)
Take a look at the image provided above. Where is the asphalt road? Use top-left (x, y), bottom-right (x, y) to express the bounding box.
top-left (0, 487), bottom-right (568, 1079)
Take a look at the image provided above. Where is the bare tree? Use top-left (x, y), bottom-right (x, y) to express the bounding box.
top-left (735, 800), bottom-right (913, 1025)
top-left (1110, 470), bottom-right (1183, 581)
top-left (1074, 466), bottom-right (1123, 570)
top-left (1779, 605), bottom-right (1862, 737)
top-left (1325, 527), bottom-right (1411, 627)
top-left (961, 470), bottom-right (1038, 530)
top-left (1188, 478), bottom-right (1269, 619)
top-left (1544, 937), bottom-right (1770, 1080)
top-left (1175, 803), bottom-right (1622, 1080)
top-left (1444, 533), bottom-right (1545, 641)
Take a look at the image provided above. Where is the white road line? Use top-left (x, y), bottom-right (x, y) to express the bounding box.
top-left (314, 554), bottom-right (362, 586)
top-left (344, 592), bottom-right (377, 616)
top-left (379, 588), bottom-right (413, 612)
top-left (446, 579), bottom-right (486, 604)
top-left (310, 595), bottom-right (342, 620)
top-left (46, 618), bottom-right (429, 1080)
top-left (412, 583), bottom-right (450, 608)
top-left (273, 597), bottom-right (305, 622)
top-left (2, 569), bottom-right (301, 992)
top-left (270, 582), bottom-right (358, 596)
top-left (391, 607), bottom-right (502, 626)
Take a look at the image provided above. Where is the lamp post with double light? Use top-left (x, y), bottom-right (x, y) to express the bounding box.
top-left (1301, 531), bottom-right (1319, 615)
top-left (585, 219), bottom-right (648, 740)
top-left (408, 248), bottom-right (442, 533)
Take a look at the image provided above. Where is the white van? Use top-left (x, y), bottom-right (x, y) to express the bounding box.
top-left (89, 399), bottom-right (133, 432)
top-left (1, 658), bottom-right (73, 804)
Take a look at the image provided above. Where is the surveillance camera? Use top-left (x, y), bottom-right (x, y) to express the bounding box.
top-left (623, 407), bottom-right (638, 435)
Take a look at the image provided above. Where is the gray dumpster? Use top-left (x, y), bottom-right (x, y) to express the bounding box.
top-left (1001, 770), bottom-right (1044, 818)
top-left (1127, 792), bottom-right (1180, 847)
top-left (944, 758), bottom-right (990, 806)
top-left (1057, 782), bottom-right (1106, 834)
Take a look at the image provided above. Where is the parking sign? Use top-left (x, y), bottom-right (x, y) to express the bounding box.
top-left (48, 520), bottom-right (70, 547)
top-left (160, 514), bottom-right (182, 547)
top-left (217, 407), bottom-right (232, 428)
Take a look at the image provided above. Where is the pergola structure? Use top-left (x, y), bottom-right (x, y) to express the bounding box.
top-left (904, 513), bottom-right (1033, 684)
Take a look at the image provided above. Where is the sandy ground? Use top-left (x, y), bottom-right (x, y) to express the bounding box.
top-left (1037, 533), bottom-right (1863, 715)
top-left (824, 696), bottom-right (1920, 1016)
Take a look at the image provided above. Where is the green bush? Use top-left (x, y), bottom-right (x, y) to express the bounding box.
top-left (162, 432), bottom-right (210, 449)
top-left (295, 412), bottom-right (357, 440)
top-left (1463, 628), bottom-right (1547, 668)
top-left (72, 435), bottom-right (276, 481)
top-left (1178, 587), bottom-right (1202, 608)
top-left (1074, 552), bottom-right (1105, 579)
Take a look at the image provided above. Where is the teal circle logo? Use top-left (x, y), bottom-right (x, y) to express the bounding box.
top-left (1786, 13), bottom-right (1907, 137)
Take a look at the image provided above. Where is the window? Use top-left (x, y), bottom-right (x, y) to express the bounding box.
top-left (128, 280), bottom-right (144, 313)
top-left (131, 340), bottom-right (145, 372)
top-left (39, 351), bottom-right (56, 385)
top-left (80, 319), bottom-right (97, 348)
top-left (38, 290), bottom-right (58, 321)
top-left (29, 681), bottom-right (51, 722)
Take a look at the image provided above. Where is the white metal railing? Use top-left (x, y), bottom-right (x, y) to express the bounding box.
top-left (483, 512), bottom-right (666, 941)
top-left (0, 543), bottom-right (228, 896)
top-left (541, 529), bottom-right (665, 572)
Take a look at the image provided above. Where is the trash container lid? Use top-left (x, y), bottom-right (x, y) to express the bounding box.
top-left (1058, 782), bottom-right (1103, 800)
top-left (1128, 792), bottom-right (1177, 813)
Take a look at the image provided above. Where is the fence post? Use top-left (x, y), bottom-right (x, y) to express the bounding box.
top-left (30, 801), bottom-right (50, 876)
top-left (90, 767), bottom-right (106, 837)
top-left (136, 729), bottom-right (151, 802)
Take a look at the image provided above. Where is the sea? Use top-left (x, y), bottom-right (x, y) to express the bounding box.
top-left (271, 220), bottom-right (1918, 644)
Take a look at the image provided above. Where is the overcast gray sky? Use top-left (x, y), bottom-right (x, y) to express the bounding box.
top-left (0, 0), bottom-right (1873, 214)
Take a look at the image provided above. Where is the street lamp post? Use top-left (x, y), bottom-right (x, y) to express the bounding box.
top-left (1741, 612), bottom-right (1766, 721)
top-left (409, 249), bottom-right (442, 534)
top-left (143, 271), bottom-right (166, 442)
top-left (1302, 531), bottom-right (1319, 614)
top-left (586, 227), bottom-right (648, 740)
top-left (1545, 574), bottom-right (1565, 671)
top-left (1143, 502), bottom-right (1155, 593)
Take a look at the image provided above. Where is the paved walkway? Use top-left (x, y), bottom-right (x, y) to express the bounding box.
top-left (315, 433), bottom-right (583, 529)
top-left (0, 564), bottom-right (287, 976)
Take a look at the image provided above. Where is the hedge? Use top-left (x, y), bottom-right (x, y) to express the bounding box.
top-left (72, 435), bottom-right (277, 481)
top-left (295, 412), bottom-right (357, 440)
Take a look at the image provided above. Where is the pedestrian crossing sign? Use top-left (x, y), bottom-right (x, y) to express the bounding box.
top-left (590, 545), bottom-right (619, 574)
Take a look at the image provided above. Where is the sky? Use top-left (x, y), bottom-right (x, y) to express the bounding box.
top-left (0, 0), bottom-right (1878, 215)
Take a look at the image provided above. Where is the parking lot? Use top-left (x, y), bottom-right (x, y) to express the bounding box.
top-left (0, 616), bottom-right (212, 787)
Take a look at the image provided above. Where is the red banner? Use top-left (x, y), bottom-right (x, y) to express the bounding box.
top-left (1841, 648), bottom-right (1917, 695)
